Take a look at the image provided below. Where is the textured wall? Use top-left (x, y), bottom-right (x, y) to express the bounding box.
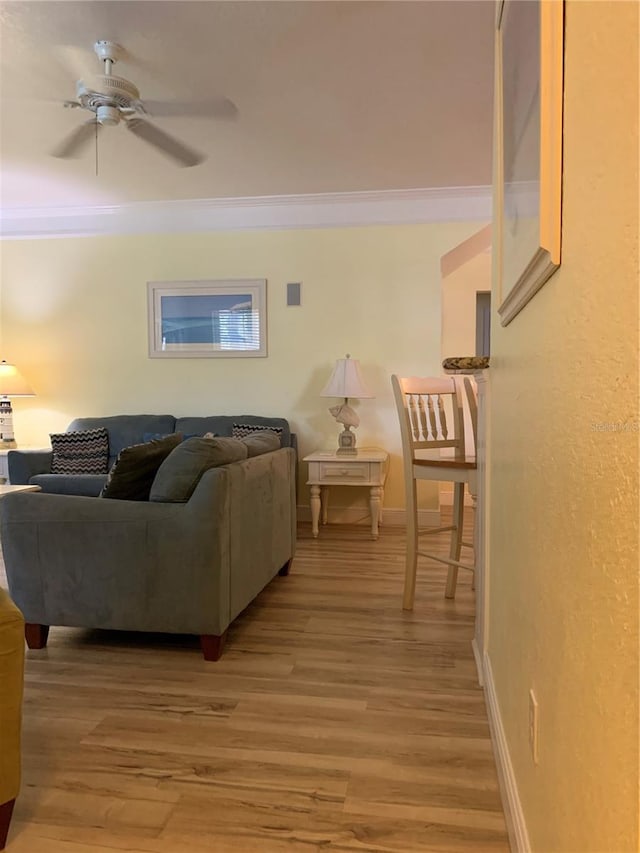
top-left (0, 221), bottom-right (482, 511)
top-left (488, 2), bottom-right (639, 851)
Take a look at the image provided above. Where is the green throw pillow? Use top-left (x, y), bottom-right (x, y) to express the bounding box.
top-left (149, 436), bottom-right (248, 503)
top-left (241, 431), bottom-right (281, 457)
top-left (100, 433), bottom-right (182, 501)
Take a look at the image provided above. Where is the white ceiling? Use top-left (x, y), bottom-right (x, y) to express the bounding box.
top-left (0, 1), bottom-right (494, 212)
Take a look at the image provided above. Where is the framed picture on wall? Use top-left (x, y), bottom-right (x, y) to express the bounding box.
top-left (147, 279), bottom-right (267, 358)
top-left (496, 0), bottom-right (564, 326)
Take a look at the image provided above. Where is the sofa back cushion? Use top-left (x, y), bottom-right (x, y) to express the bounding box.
top-left (174, 415), bottom-right (291, 448)
top-left (149, 437), bottom-right (248, 503)
top-left (50, 427), bottom-right (109, 474)
top-left (101, 434), bottom-right (183, 501)
top-left (68, 415), bottom-right (176, 468)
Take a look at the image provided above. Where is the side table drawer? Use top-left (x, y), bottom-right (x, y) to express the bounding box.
top-left (319, 462), bottom-right (369, 481)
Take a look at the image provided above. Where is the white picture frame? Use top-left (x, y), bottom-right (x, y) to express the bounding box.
top-left (496, 0), bottom-right (564, 326)
top-left (147, 279), bottom-right (267, 358)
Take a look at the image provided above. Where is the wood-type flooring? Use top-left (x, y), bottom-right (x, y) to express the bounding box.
top-left (1, 516), bottom-right (508, 852)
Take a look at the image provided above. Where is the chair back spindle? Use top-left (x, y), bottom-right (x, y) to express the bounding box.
top-left (393, 376), bottom-right (467, 460)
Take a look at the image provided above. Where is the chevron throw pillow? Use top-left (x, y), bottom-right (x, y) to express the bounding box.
top-left (231, 423), bottom-right (283, 441)
top-left (50, 428), bottom-right (109, 475)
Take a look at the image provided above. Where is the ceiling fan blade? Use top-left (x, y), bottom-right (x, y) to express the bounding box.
top-left (125, 118), bottom-right (204, 167)
top-left (140, 97), bottom-right (238, 120)
top-left (51, 120), bottom-right (100, 159)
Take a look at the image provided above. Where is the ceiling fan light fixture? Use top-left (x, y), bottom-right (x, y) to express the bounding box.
top-left (96, 104), bottom-right (120, 126)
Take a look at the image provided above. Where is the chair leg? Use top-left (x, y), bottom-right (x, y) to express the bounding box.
top-left (403, 478), bottom-right (419, 610)
top-left (445, 482), bottom-right (465, 599)
top-left (0, 798), bottom-right (15, 850)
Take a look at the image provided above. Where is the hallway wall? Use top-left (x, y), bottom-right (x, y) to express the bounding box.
top-left (487, 2), bottom-right (639, 850)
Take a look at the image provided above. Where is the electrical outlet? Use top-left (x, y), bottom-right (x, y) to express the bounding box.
top-left (528, 689), bottom-right (539, 764)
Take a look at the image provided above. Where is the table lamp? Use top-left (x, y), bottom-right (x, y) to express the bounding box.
top-left (320, 354), bottom-right (373, 455)
top-left (0, 361), bottom-right (35, 446)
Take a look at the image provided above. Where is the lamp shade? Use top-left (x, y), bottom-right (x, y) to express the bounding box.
top-left (320, 355), bottom-right (373, 399)
top-left (0, 361), bottom-right (35, 396)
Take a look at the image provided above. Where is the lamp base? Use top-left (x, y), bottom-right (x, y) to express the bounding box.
top-left (336, 427), bottom-right (357, 455)
top-left (0, 398), bottom-right (15, 445)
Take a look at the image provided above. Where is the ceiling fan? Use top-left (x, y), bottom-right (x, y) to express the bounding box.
top-left (51, 40), bottom-right (237, 167)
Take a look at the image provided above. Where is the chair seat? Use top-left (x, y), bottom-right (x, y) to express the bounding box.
top-left (414, 455), bottom-right (476, 470)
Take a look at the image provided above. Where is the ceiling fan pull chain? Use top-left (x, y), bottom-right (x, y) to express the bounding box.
top-left (95, 120), bottom-right (98, 177)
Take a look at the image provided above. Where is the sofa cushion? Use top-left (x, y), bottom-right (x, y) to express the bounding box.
top-left (50, 427), bottom-right (109, 475)
top-left (30, 473), bottom-right (107, 496)
top-left (68, 415), bottom-right (176, 468)
top-left (241, 431), bottom-right (281, 457)
top-left (175, 415), bottom-right (291, 448)
top-left (149, 437), bottom-right (248, 503)
top-left (101, 434), bottom-right (183, 501)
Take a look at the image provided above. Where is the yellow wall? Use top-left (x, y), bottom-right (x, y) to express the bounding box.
top-left (441, 237), bottom-right (492, 479)
top-left (441, 250), bottom-right (491, 362)
top-left (0, 221), bottom-right (482, 512)
top-left (488, 2), bottom-right (639, 851)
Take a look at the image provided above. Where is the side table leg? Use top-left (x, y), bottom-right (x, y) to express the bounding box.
top-left (369, 485), bottom-right (382, 539)
top-left (310, 484), bottom-right (321, 538)
top-left (321, 486), bottom-right (329, 525)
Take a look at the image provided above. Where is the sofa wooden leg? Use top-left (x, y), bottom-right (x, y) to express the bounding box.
top-left (199, 631), bottom-right (227, 661)
top-left (0, 798), bottom-right (15, 851)
top-left (25, 623), bottom-right (49, 649)
top-left (278, 559), bottom-right (293, 576)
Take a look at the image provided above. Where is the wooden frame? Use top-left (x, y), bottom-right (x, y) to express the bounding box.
top-left (496, 0), bottom-right (564, 326)
top-left (147, 279), bottom-right (267, 358)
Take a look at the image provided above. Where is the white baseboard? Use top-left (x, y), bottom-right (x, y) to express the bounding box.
top-left (438, 488), bottom-right (475, 507)
top-left (471, 638), bottom-right (484, 687)
top-left (482, 653), bottom-right (531, 853)
top-left (296, 505), bottom-right (440, 527)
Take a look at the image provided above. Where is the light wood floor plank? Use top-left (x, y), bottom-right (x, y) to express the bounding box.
top-left (1, 517), bottom-right (508, 851)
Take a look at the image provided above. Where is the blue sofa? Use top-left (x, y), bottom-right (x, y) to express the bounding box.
top-left (1, 428), bottom-right (297, 661)
top-left (8, 413), bottom-right (295, 496)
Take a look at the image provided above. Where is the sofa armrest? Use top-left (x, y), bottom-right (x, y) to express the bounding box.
top-left (0, 587), bottom-right (24, 811)
top-left (7, 449), bottom-right (53, 485)
top-left (0, 470), bottom-right (233, 636)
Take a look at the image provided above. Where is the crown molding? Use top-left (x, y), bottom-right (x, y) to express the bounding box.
top-left (0, 186), bottom-right (492, 240)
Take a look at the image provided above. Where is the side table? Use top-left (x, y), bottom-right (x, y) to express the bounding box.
top-left (0, 485), bottom-right (41, 499)
top-left (0, 450), bottom-right (11, 485)
top-left (303, 447), bottom-right (389, 539)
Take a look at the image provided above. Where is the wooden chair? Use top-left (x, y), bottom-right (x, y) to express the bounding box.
top-left (391, 375), bottom-right (477, 609)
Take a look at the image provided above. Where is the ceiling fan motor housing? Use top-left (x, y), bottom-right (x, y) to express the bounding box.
top-left (76, 74), bottom-right (140, 117)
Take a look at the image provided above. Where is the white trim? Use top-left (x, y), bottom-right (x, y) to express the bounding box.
top-left (483, 652), bottom-right (531, 853)
top-left (297, 505), bottom-right (440, 528)
top-left (438, 489), bottom-right (475, 507)
top-left (0, 186), bottom-right (492, 240)
top-left (471, 638), bottom-right (484, 687)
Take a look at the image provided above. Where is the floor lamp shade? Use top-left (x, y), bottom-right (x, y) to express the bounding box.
top-left (0, 361), bottom-right (35, 444)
